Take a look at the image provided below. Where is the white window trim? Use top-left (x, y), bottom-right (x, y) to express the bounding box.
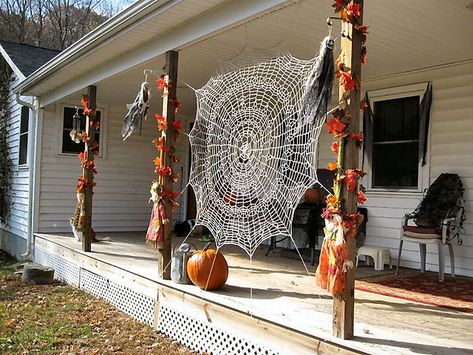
top-left (365, 82), bottom-right (430, 195)
top-left (57, 103), bottom-right (107, 159)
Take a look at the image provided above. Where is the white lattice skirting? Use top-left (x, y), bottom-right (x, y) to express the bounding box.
top-left (34, 245), bottom-right (279, 354)
top-left (159, 304), bottom-right (278, 355)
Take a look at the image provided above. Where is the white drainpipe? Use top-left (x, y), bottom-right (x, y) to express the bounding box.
top-left (15, 93), bottom-right (38, 259)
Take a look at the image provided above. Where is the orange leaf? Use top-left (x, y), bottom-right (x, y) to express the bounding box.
top-left (327, 162), bottom-right (338, 171)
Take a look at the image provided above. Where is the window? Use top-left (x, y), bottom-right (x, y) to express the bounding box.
top-left (18, 106), bottom-right (29, 166)
top-left (61, 107), bottom-right (101, 155)
top-left (370, 95), bottom-right (421, 190)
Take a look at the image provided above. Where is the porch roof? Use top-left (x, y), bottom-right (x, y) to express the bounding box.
top-left (15, 0), bottom-right (473, 108)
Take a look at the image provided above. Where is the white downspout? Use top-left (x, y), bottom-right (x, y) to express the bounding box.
top-left (15, 93), bottom-right (37, 259)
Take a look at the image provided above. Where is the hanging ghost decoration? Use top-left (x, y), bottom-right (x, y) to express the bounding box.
top-left (121, 81), bottom-right (151, 140)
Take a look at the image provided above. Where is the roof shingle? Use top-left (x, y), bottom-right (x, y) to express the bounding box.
top-left (0, 41), bottom-right (60, 76)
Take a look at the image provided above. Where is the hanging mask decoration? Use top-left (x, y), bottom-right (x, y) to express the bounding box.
top-left (121, 80), bottom-right (151, 141)
top-left (69, 106), bottom-right (83, 143)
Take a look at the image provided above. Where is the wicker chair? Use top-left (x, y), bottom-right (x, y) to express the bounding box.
top-left (395, 173), bottom-right (465, 281)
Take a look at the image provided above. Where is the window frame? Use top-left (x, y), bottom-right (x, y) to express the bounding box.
top-left (18, 105), bottom-right (30, 167)
top-left (57, 103), bottom-right (107, 159)
top-left (366, 83), bottom-right (429, 194)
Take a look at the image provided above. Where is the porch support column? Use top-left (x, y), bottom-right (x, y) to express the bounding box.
top-left (158, 50), bottom-right (179, 280)
top-left (333, 0), bottom-right (364, 339)
top-left (82, 85), bottom-right (97, 252)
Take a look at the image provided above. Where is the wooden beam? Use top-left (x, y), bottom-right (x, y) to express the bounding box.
top-left (333, 0), bottom-right (364, 339)
top-left (82, 85), bottom-right (97, 252)
top-left (158, 50), bottom-right (179, 280)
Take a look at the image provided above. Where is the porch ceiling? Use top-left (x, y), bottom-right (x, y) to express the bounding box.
top-left (58, 0), bottom-right (473, 115)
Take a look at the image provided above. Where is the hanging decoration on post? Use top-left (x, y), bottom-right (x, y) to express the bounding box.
top-left (315, 0), bottom-right (368, 296)
top-left (122, 80), bottom-right (151, 140)
top-left (69, 106), bottom-right (83, 143)
top-left (146, 72), bottom-right (182, 248)
top-left (70, 94), bottom-right (99, 242)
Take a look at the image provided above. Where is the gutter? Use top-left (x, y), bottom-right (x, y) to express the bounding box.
top-left (15, 93), bottom-right (37, 259)
top-left (15, 0), bottom-right (180, 95)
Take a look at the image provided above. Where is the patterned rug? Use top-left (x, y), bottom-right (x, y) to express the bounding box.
top-left (355, 272), bottom-right (473, 314)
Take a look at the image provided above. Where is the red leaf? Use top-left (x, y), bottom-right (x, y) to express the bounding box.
top-left (346, 1), bottom-right (361, 17)
top-left (361, 46), bottom-right (367, 65)
top-left (357, 191), bottom-right (367, 204)
top-left (157, 78), bottom-right (167, 91)
top-left (326, 118), bottom-right (347, 136)
top-left (172, 120), bottom-right (183, 132)
top-left (350, 132), bottom-right (364, 142)
top-left (330, 141), bottom-right (340, 154)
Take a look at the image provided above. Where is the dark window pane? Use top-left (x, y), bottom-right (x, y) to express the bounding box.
top-left (373, 142), bottom-right (418, 189)
top-left (373, 96), bottom-right (419, 142)
top-left (62, 107), bottom-right (101, 154)
top-left (62, 131), bottom-right (85, 154)
top-left (19, 134), bottom-right (28, 165)
top-left (63, 107), bottom-right (101, 130)
top-left (20, 106), bottom-right (29, 134)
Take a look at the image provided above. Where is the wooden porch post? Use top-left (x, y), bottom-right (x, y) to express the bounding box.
top-left (158, 50), bottom-right (179, 280)
top-left (333, 0), bottom-right (364, 339)
top-left (82, 85), bottom-right (97, 252)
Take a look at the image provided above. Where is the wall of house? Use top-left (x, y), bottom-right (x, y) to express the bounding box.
top-left (2, 68), bottom-right (30, 240)
top-left (38, 102), bottom-right (192, 234)
top-left (318, 61), bottom-right (473, 277)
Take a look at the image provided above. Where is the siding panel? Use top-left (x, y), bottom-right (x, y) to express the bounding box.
top-left (331, 62), bottom-right (473, 277)
top-left (1, 72), bottom-right (30, 239)
top-left (38, 105), bottom-right (190, 233)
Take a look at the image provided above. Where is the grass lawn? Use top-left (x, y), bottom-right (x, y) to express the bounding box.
top-left (0, 250), bottom-right (191, 354)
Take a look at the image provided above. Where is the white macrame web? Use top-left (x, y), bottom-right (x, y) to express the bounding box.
top-left (189, 38), bottom-right (333, 257)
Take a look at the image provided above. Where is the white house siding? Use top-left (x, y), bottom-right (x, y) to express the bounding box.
top-left (3, 72), bottom-right (30, 239)
top-left (38, 103), bottom-right (191, 233)
top-left (317, 61), bottom-right (473, 277)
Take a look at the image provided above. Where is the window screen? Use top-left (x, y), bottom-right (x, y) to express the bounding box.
top-left (372, 96), bottom-right (420, 189)
top-left (62, 107), bottom-right (101, 154)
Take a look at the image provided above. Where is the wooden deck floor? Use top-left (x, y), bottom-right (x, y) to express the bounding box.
top-left (35, 232), bottom-right (473, 355)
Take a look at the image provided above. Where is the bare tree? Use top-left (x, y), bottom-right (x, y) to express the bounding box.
top-left (0, 0), bottom-right (133, 50)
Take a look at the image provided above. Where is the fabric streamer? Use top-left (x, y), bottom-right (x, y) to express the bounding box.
top-left (122, 81), bottom-right (151, 140)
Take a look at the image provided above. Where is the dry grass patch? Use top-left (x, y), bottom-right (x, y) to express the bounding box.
top-left (0, 250), bottom-right (192, 354)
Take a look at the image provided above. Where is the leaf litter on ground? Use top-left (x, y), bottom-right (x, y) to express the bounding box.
top-left (0, 250), bottom-right (193, 354)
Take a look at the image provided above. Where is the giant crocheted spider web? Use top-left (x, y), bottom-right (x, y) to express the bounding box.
top-left (189, 38), bottom-right (334, 256)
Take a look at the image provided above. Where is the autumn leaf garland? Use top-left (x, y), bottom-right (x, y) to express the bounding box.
top-left (324, 0), bottom-right (368, 226)
top-left (75, 95), bottom-right (99, 194)
top-left (150, 75), bottom-right (182, 207)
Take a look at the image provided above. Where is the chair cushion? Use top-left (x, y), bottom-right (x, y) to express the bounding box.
top-left (403, 225), bottom-right (440, 239)
top-left (403, 225), bottom-right (438, 234)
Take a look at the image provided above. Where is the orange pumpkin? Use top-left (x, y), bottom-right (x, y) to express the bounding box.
top-left (304, 187), bottom-right (322, 204)
top-left (187, 243), bottom-right (228, 290)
